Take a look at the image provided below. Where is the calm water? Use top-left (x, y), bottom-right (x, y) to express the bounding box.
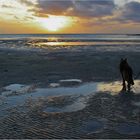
top-left (0, 34), bottom-right (140, 52)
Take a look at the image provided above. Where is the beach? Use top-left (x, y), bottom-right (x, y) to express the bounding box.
top-left (0, 34), bottom-right (140, 138)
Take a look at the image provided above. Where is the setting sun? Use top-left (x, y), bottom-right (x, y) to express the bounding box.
top-left (39, 15), bottom-right (72, 32)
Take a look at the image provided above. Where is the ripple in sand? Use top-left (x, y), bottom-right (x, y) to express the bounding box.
top-left (43, 97), bottom-right (86, 113)
top-left (132, 101), bottom-right (140, 107)
top-left (115, 123), bottom-right (140, 135)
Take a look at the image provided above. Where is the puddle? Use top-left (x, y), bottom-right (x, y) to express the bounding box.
top-left (49, 79), bottom-right (82, 87)
top-left (4, 84), bottom-right (25, 91)
top-left (49, 83), bottom-right (60, 88)
top-left (59, 79), bottom-right (82, 86)
top-left (115, 123), bottom-right (140, 135)
top-left (2, 84), bottom-right (36, 96)
top-left (48, 80), bottom-right (140, 95)
top-left (34, 82), bottom-right (97, 97)
top-left (81, 119), bottom-right (104, 134)
top-left (1, 80), bottom-right (140, 113)
top-left (59, 79), bottom-right (82, 83)
top-left (2, 80), bottom-right (140, 98)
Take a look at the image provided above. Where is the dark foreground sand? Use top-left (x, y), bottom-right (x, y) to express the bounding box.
top-left (0, 88), bottom-right (140, 139)
top-left (0, 49), bottom-right (140, 139)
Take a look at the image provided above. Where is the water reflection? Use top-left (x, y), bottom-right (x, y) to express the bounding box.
top-left (1, 80), bottom-right (140, 114)
top-left (34, 41), bottom-right (140, 47)
top-left (97, 81), bottom-right (122, 95)
top-left (97, 80), bottom-right (140, 95)
top-left (35, 41), bottom-right (97, 46)
top-left (2, 80), bottom-right (140, 98)
top-left (27, 37), bottom-right (140, 48)
top-left (49, 79), bottom-right (140, 95)
top-left (47, 37), bottom-right (58, 42)
top-left (1, 37), bottom-right (140, 52)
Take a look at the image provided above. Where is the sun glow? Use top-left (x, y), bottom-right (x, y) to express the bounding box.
top-left (39, 16), bottom-right (72, 32)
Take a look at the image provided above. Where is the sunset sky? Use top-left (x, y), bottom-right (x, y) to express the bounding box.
top-left (0, 0), bottom-right (140, 34)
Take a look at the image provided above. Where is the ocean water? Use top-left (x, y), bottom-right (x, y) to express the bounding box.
top-left (0, 34), bottom-right (140, 52)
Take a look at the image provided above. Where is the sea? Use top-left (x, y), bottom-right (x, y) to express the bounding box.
top-left (0, 34), bottom-right (140, 52)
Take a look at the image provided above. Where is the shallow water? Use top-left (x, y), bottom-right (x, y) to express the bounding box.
top-left (1, 34), bottom-right (140, 52)
top-left (1, 79), bottom-right (140, 114)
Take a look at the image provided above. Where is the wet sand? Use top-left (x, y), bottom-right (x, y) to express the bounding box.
top-left (0, 49), bottom-right (140, 138)
top-left (0, 80), bottom-right (140, 138)
top-left (0, 49), bottom-right (140, 87)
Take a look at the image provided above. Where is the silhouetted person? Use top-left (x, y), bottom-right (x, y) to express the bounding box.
top-left (120, 58), bottom-right (134, 92)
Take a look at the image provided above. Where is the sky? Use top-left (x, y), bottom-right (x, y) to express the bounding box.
top-left (0, 0), bottom-right (140, 34)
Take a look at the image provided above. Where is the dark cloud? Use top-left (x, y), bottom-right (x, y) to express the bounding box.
top-left (34, 0), bottom-right (73, 16)
top-left (69, 0), bottom-right (116, 17)
top-left (32, 0), bottom-right (116, 18)
top-left (119, 1), bottom-right (140, 22)
top-left (27, 0), bottom-right (140, 24)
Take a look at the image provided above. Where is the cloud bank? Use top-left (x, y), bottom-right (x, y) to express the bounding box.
top-left (17, 0), bottom-right (140, 23)
top-left (32, 0), bottom-right (115, 18)
top-left (120, 1), bottom-right (140, 22)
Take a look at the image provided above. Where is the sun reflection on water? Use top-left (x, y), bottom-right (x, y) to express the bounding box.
top-left (47, 37), bottom-right (58, 42)
top-left (97, 80), bottom-right (140, 95)
top-left (35, 41), bottom-right (96, 46)
top-left (97, 81), bottom-right (122, 95)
